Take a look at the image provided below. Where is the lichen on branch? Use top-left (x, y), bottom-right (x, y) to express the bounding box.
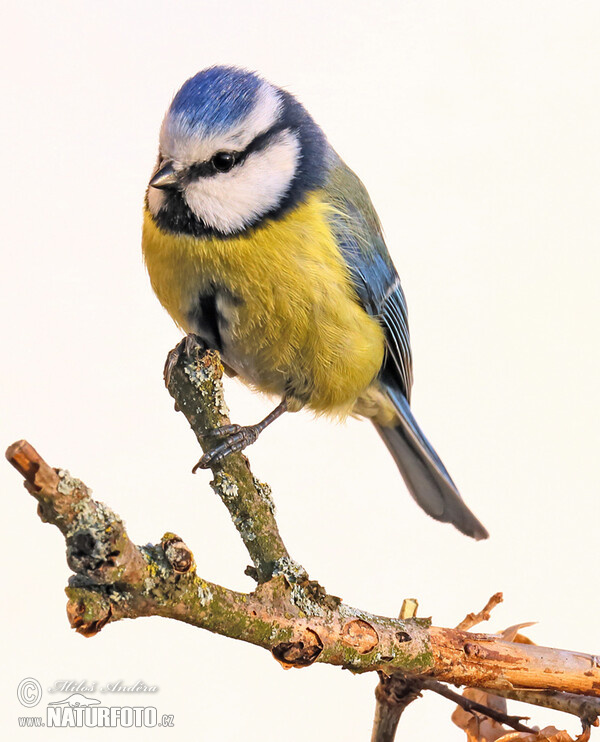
top-left (6, 338), bottom-right (600, 741)
top-left (164, 337), bottom-right (289, 583)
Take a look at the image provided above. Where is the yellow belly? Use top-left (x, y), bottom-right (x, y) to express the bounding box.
top-left (142, 193), bottom-right (385, 417)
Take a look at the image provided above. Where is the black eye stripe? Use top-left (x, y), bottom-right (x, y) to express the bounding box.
top-left (186, 159), bottom-right (225, 179)
top-left (243, 121), bottom-right (289, 156)
top-left (185, 122), bottom-right (292, 181)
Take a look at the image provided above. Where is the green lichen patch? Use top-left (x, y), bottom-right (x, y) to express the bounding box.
top-left (211, 471), bottom-right (239, 504)
top-left (196, 580), bottom-right (214, 607)
top-left (213, 385), bottom-right (230, 417)
top-left (289, 584), bottom-right (326, 618)
top-left (139, 544), bottom-right (173, 595)
top-left (183, 359), bottom-right (213, 392)
top-left (273, 557), bottom-right (307, 584)
top-left (233, 514), bottom-right (257, 542)
top-left (252, 476), bottom-right (275, 514)
top-left (57, 469), bottom-right (89, 497)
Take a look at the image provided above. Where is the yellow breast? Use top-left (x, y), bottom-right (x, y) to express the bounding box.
top-left (142, 193), bottom-right (385, 416)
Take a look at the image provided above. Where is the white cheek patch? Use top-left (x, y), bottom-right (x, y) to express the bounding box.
top-left (160, 82), bottom-right (283, 167)
top-left (183, 130), bottom-right (301, 234)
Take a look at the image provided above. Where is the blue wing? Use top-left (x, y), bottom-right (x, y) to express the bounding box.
top-left (323, 157), bottom-right (413, 399)
top-left (322, 156), bottom-right (488, 539)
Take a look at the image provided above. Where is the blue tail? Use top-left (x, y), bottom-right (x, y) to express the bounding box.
top-left (375, 385), bottom-right (488, 540)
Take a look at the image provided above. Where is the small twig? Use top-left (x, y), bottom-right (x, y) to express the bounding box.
top-left (480, 687), bottom-right (600, 727)
top-left (456, 592), bottom-right (503, 631)
top-left (399, 599), bottom-right (419, 620)
top-left (422, 678), bottom-right (535, 734)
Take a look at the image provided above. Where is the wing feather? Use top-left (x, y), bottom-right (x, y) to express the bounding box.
top-left (323, 158), bottom-right (413, 398)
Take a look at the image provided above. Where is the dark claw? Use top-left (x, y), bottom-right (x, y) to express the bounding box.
top-left (183, 333), bottom-right (203, 357)
top-left (163, 349), bottom-right (179, 389)
top-left (164, 334), bottom-right (205, 388)
top-left (193, 425), bottom-right (261, 472)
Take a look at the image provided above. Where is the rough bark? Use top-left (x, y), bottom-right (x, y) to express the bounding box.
top-left (6, 338), bottom-right (600, 739)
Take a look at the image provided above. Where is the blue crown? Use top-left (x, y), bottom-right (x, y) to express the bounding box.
top-left (169, 66), bottom-right (262, 135)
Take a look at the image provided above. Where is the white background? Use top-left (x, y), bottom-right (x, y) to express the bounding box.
top-left (1, 1), bottom-right (599, 739)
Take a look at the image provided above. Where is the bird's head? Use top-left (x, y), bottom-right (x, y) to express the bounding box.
top-left (147, 66), bottom-right (329, 237)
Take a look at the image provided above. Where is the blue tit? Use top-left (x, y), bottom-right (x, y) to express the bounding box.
top-left (142, 65), bottom-right (488, 540)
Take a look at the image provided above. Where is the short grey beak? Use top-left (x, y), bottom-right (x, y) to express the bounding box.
top-left (150, 162), bottom-right (178, 190)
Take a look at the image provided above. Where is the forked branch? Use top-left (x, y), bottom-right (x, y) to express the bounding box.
top-left (6, 337), bottom-right (600, 740)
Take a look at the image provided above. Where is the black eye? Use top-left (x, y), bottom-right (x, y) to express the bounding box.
top-left (211, 151), bottom-right (236, 173)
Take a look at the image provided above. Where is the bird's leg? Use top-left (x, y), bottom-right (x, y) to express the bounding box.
top-left (193, 399), bottom-right (288, 471)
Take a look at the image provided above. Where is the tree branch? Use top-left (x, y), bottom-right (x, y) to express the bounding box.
top-left (371, 673), bottom-right (423, 742)
top-left (6, 338), bottom-right (600, 738)
top-left (371, 599), bottom-right (423, 742)
top-left (164, 336), bottom-right (290, 583)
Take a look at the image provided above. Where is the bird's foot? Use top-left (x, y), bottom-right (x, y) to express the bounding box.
top-left (164, 334), bottom-right (205, 388)
top-left (193, 424), bottom-right (261, 471)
